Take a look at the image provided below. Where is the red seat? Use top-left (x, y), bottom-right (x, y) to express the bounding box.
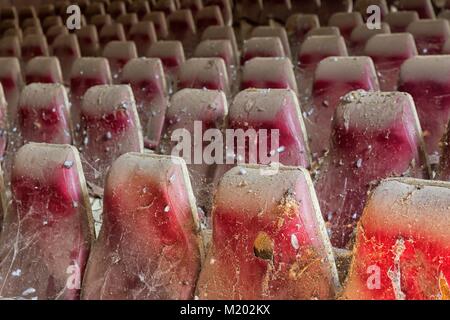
top-left (69, 57), bottom-right (112, 133)
top-left (328, 12), bottom-right (363, 40)
top-left (99, 22), bottom-right (126, 48)
top-left (117, 13), bottom-right (138, 35)
top-left (242, 37), bottom-right (286, 64)
top-left (167, 9), bottom-right (197, 55)
top-left (25, 56), bottom-right (63, 84)
top-left (17, 83), bottom-right (71, 145)
top-left (315, 91), bottom-right (429, 247)
top-left (227, 88), bottom-right (310, 168)
top-left (0, 143), bottom-right (93, 300)
top-left (51, 34), bottom-right (81, 84)
top-left (0, 84), bottom-right (7, 158)
top-left (195, 5), bottom-right (224, 34)
top-left (343, 178), bottom-right (450, 299)
top-left (298, 35), bottom-right (348, 97)
top-left (21, 34), bottom-right (49, 63)
top-left (143, 11), bottom-right (169, 39)
top-left (81, 152), bottom-right (202, 300)
top-left (148, 40), bottom-right (186, 77)
top-left (407, 19), bottom-right (450, 55)
top-left (197, 164), bottom-right (339, 299)
top-left (365, 33), bottom-right (417, 91)
top-left (241, 57), bottom-right (298, 94)
top-left (0, 35), bottom-right (21, 58)
top-left (349, 23), bottom-right (390, 55)
top-left (46, 25), bottom-right (69, 46)
top-left (251, 26), bottom-right (292, 60)
top-left (107, 0), bottom-right (127, 19)
top-left (128, 21), bottom-right (158, 57)
top-left (159, 88), bottom-right (227, 208)
top-left (76, 25), bottom-right (100, 57)
top-left (177, 57), bottom-right (230, 94)
top-left (398, 56), bottom-right (450, 160)
top-left (201, 25), bottom-right (238, 61)
top-left (308, 56), bottom-right (379, 156)
top-left (90, 14), bottom-right (113, 33)
top-left (121, 58), bottom-right (168, 148)
top-left (103, 41), bottom-right (138, 83)
top-left (0, 57), bottom-right (23, 125)
top-left (384, 11), bottom-right (420, 33)
top-left (79, 85), bottom-right (143, 185)
top-left (398, 0), bottom-right (435, 19)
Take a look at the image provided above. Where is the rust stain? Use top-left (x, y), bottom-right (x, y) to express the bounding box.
top-left (439, 272), bottom-right (450, 300)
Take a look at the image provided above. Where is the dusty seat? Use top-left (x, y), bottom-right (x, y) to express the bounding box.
top-left (195, 5), bottom-right (224, 34)
top-left (154, 0), bottom-right (178, 16)
top-left (297, 35), bottom-right (348, 96)
top-left (307, 56), bottom-right (379, 156)
top-left (167, 9), bottom-right (197, 55)
top-left (384, 11), bottom-right (420, 33)
top-left (76, 25), bottom-right (100, 56)
top-left (0, 57), bottom-right (23, 126)
top-left (0, 84), bottom-right (7, 159)
top-left (99, 22), bottom-right (126, 48)
top-left (397, 0), bottom-right (435, 19)
top-left (143, 11), bottom-right (169, 39)
top-left (147, 40), bottom-right (185, 77)
top-left (353, 0), bottom-right (389, 21)
top-left (194, 39), bottom-right (236, 77)
top-left (241, 37), bottom-right (286, 64)
top-left (81, 153), bottom-right (202, 300)
top-left (25, 56), bottom-right (63, 84)
top-left (343, 178), bottom-right (450, 299)
top-left (129, 0), bottom-right (151, 19)
top-left (240, 57), bottom-right (298, 95)
top-left (250, 26), bottom-right (292, 60)
top-left (398, 56), bottom-right (450, 160)
top-left (103, 41), bottom-right (138, 83)
top-left (406, 19), bottom-right (450, 55)
top-left (205, 0), bottom-right (232, 26)
top-left (227, 88), bottom-right (310, 168)
top-left (159, 88), bottom-right (227, 210)
top-left (196, 164), bottom-right (340, 299)
top-left (315, 91), bottom-right (429, 248)
top-left (79, 85), bottom-right (143, 185)
top-left (0, 35), bottom-right (21, 58)
top-left (121, 58), bottom-right (168, 149)
top-left (90, 13), bottom-right (112, 33)
top-left (328, 12), bottom-right (363, 40)
top-left (69, 57), bottom-right (112, 132)
top-left (177, 57), bottom-right (230, 95)
top-left (128, 21), bottom-right (158, 57)
top-left (349, 23), bottom-right (390, 55)
top-left (51, 34), bottom-right (81, 84)
top-left (107, 0), bottom-right (127, 19)
top-left (0, 143), bottom-right (93, 300)
top-left (365, 33), bottom-right (417, 91)
top-left (21, 34), bottom-right (49, 63)
top-left (201, 25), bottom-right (238, 60)
top-left (17, 83), bottom-right (72, 145)
top-left (117, 13), bottom-right (138, 35)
